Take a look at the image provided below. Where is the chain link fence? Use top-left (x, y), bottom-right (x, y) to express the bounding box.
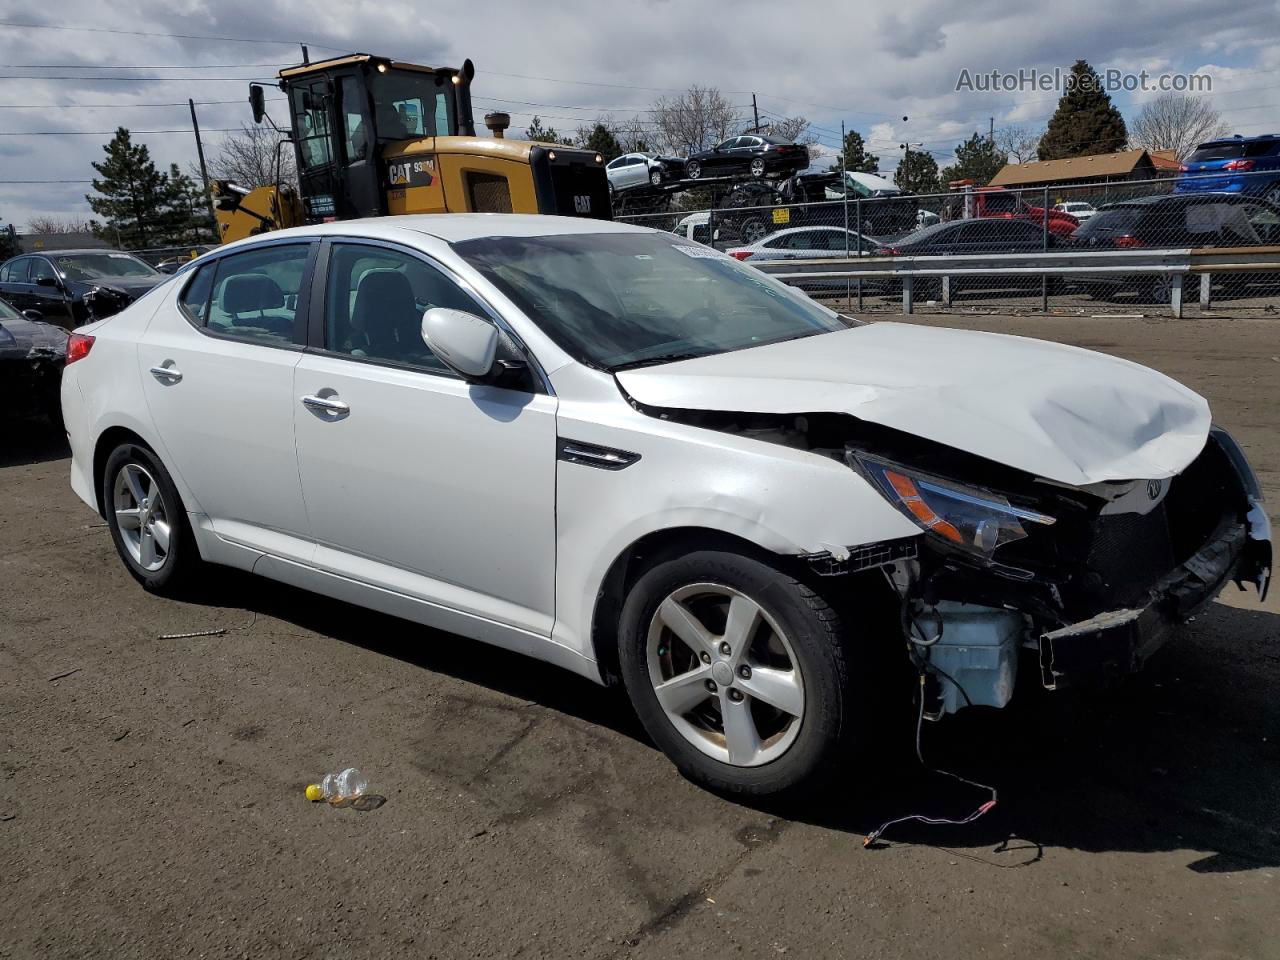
top-left (614, 169), bottom-right (1280, 318)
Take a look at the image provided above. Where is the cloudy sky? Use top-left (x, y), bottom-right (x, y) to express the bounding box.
top-left (2, 0), bottom-right (1277, 231)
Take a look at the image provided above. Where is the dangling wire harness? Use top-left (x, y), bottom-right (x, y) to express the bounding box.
top-left (863, 605), bottom-right (1000, 848)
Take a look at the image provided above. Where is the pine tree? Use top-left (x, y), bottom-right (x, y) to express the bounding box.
top-left (1038, 60), bottom-right (1128, 159)
top-left (834, 130), bottom-right (879, 173)
top-left (0, 217), bottom-right (19, 260)
top-left (894, 150), bottom-right (940, 194)
top-left (162, 164), bottom-right (215, 245)
top-left (86, 128), bottom-right (172, 249)
top-left (578, 123), bottom-right (624, 162)
top-left (524, 116), bottom-right (573, 146)
top-left (939, 133), bottom-right (1006, 186)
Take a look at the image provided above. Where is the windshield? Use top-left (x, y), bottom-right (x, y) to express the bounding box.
top-left (0, 296), bottom-right (20, 320)
top-left (55, 253), bottom-right (159, 281)
top-left (370, 69), bottom-right (456, 138)
top-left (454, 232), bottom-right (849, 370)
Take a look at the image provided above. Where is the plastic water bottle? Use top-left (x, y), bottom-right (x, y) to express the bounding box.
top-left (305, 767), bottom-right (368, 803)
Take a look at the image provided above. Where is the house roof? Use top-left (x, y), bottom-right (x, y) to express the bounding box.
top-left (1148, 149), bottom-right (1182, 172)
top-left (989, 148), bottom-right (1159, 186)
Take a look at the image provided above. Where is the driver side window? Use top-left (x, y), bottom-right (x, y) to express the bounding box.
top-left (29, 258), bottom-right (57, 283)
top-left (324, 243), bottom-right (481, 373)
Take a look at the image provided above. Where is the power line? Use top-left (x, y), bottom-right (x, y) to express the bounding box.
top-left (0, 20), bottom-right (346, 49)
top-left (0, 63), bottom-right (292, 69)
top-left (0, 75), bottom-right (276, 81)
top-left (0, 128), bottom-right (242, 136)
top-left (0, 98), bottom-right (285, 109)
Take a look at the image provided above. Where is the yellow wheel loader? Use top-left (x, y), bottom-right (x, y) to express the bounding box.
top-left (213, 54), bottom-right (611, 243)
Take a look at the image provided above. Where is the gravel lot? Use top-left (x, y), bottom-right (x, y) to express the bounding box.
top-left (2, 314), bottom-right (1277, 959)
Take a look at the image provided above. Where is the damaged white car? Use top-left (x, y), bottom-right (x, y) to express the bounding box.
top-left (61, 215), bottom-right (1272, 797)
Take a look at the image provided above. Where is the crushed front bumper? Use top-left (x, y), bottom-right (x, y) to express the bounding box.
top-left (1038, 512), bottom-right (1267, 689)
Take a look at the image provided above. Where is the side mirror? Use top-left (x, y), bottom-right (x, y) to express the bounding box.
top-left (421, 308), bottom-right (498, 381)
top-left (35, 276), bottom-right (59, 288)
top-left (22, 308), bottom-right (43, 321)
top-left (249, 84), bottom-right (266, 124)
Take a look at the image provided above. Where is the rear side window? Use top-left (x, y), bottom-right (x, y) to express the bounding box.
top-left (0, 258), bottom-right (27, 282)
top-left (467, 172), bottom-right (513, 213)
top-left (204, 244), bottom-right (311, 345)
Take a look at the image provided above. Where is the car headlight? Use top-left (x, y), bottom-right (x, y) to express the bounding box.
top-left (848, 451), bottom-right (1056, 560)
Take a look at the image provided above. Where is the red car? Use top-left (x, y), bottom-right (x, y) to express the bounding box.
top-left (943, 185), bottom-right (1080, 237)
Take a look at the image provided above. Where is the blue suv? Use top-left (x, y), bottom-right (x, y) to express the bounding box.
top-left (1175, 134), bottom-right (1280, 204)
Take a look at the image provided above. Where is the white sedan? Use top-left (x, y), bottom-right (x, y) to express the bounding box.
top-left (61, 215), bottom-right (1271, 797)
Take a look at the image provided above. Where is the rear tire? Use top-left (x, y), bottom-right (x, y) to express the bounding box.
top-left (649, 168), bottom-right (663, 187)
top-left (618, 548), bottom-right (867, 797)
top-left (750, 158), bottom-right (766, 178)
top-left (686, 160), bottom-right (702, 180)
top-left (102, 443), bottom-right (202, 595)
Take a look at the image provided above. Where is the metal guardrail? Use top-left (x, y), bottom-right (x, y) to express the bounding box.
top-left (752, 245), bottom-right (1280, 318)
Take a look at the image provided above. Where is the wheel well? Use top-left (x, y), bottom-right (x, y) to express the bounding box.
top-left (589, 527), bottom-right (807, 686)
top-left (91, 426), bottom-right (151, 516)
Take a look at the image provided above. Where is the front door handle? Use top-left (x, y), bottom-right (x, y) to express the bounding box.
top-left (149, 364), bottom-right (182, 383)
top-left (301, 394), bottom-right (350, 416)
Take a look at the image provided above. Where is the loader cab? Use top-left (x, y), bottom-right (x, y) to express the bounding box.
top-left (273, 55), bottom-right (475, 223)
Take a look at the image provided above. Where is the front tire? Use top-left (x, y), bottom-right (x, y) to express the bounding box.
top-left (750, 158), bottom-right (766, 178)
top-left (649, 168), bottom-right (663, 187)
top-left (618, 549), bottom-right (859, 797)
top-left (102, 443), bottom-right (202, 594)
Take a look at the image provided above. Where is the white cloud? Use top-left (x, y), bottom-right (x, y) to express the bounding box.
top-left (0, 0), bottom-right (1277, 227)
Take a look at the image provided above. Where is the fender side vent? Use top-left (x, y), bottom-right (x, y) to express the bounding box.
top-left (557, 439), bottom-right (641, 471)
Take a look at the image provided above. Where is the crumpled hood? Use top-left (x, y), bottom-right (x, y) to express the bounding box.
top-left (616, 322), bottom-right (1211, 487)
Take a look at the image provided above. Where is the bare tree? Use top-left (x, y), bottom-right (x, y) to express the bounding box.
top-left (26, 216), bottom-right (94, 234)
top-left (1129, 93), bottom-right (1229, 161)
top-left (207, 123), bottom-right (296, 189)
top-left (650, 86), bottom-right (743, 155)
top-left (995, 125), bottom-right (1040, 163)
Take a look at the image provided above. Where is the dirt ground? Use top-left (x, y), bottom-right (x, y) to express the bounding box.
top-left (1, 314), bottom-right (1277, 960)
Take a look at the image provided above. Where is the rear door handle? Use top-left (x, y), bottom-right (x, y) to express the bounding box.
top-left (149, 365), bottom-right (182, 383)
top-left (301, 394), bottom-right (350, 415)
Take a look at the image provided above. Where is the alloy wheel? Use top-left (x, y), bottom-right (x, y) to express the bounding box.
top-left (686, 161), bottom-right (701, 180)
top-left (741, 218), bottom-right (767, 244)
top-left (112, 463), bottom-right (171, 572)
top-left (1149, 274), bottom-right (1175, 304)
top-left (750, 158), bottom-right (766, 177)
top-left (650, 168), bottom-right (663, 186)
top-left (646, 583), bottom-right (805, 767)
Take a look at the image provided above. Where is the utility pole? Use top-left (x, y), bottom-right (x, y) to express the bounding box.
top-left (188, 98), bottom-right (217, 239)
top-left (989, 116), bottom-right (994, 143)
top-left (752, 94), bottom-right (760, 134)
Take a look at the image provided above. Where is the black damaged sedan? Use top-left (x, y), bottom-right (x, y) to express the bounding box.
top-left (0, 295), bottom-right (68, 427)
top-left (0, 249), bottom-right (165, 328)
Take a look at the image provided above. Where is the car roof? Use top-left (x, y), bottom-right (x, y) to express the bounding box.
top-left (1197, 134), bottom-right (1279, 146)
top-left (1102, 192), bottom-right (1260, 210)
top-left (216, 214), bottom-right (653, 253)
top-left (7, 248), bottom-right (129, 259)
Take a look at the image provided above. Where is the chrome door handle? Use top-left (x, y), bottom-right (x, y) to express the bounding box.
top-left (301, 394), bottom-right (350, 415)
top-left (149, 365), bottom-right (182, 383)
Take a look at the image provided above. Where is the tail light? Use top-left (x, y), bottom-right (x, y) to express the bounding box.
top-left (65, 332), bottom-right (95, 364)
top-left (1114, 235), bottom-right (1145, 248)
top-left (1223, 159), bottom-right (1255, 171)
top-left (729, 250), bottom-right (754, 260)
top-left (1179, 164), bottom-right (1189, 172)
